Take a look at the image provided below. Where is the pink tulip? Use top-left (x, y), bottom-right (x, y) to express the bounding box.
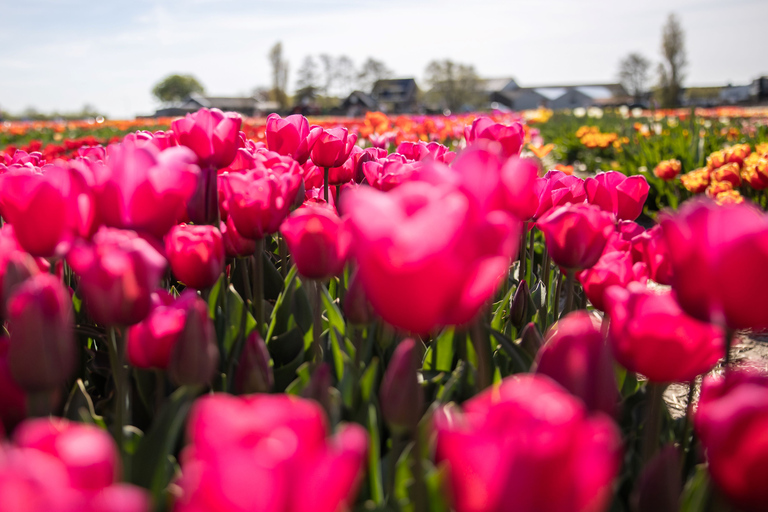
top-left (220, 216), bottom-right (256, 258)
top-left (343, 180), bottom-right (518, 333)
top-left (362, 158), bottom-right (421, 191)
top-left (380, 338), bottom-right (424, 433)
top-left (434, 374), bottom-right (621, 512)
top-left (172, 108), bottom-right (242, 170)
top-left (279, 204), bottom-right (350, 280)
top-left (630, 225), bottom-right (673, 285)
top-left (266, 114), bottom-right (322, 165)
top-left (585, 171), bottom-right (649, 221)
top-left (464, 116), bottom-right (524, 158)
top-left (67, 228), bottom-right (167, 326)
top-left (537, 203), bottom-right (616, 271)
top-left (0, 335), bottom-right (26, 431)
top-left (659, 199), bottom-right (768, 329)
top-left (601, 220), bottom-right (645, 256)
top-left (0, 446), bottom-right (82, 512)
top-left (395, 141), bottom-right (455, 163)
top-left (605, 282), bottom-right (723, 382)
top-left (326, 145), bottom-right (361, 185)
top-left (310, 127), bottom-right (357, 169)
top-left (166, 224), bottom-right (225, 289)
top-left (0, 225), bottom-right (40, 315)
top-left (694, 369), bottom-right (768, 512)
top-left (175, 393), bottom-right (367, 512)
top-left (532, 170), bottom-right (587, 220)
top-left (7, 274), bottom-right (75, 392)
top-left (127, 291), bottom-right (184, 370)
top-left (535, 312), bottom-right (618, 417)
top-left (577, 250), bottom-right (647, 311)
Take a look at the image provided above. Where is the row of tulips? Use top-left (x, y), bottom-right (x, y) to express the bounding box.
top-left (0, 106), bottom-right (766, 512)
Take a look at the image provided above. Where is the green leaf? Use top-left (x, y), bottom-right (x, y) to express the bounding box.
top-left (360, 358), bottom-right (379, 403)
top-left (489, 329), bottom-right (532, 374)
top-left (423, 328), bottom-right (454, 372)
top-left (367, 404), bottom-right (385, 505)
top-left (491, 285), bottom-right (515, 331)
top-left (321, 285), bottom-right (345, 336)
top-left (679, 464), bottom-right (711, 512)
top-left (206, 274), bottom-right (223, 319)
top-left (265, 265), bottom-right (298, 342)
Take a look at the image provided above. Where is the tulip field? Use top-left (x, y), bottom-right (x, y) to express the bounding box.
top-left (1, 106), bottom-right (768, 512)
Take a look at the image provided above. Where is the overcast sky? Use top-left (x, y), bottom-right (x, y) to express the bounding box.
top-left (1, 0), bottom-right (766, 118)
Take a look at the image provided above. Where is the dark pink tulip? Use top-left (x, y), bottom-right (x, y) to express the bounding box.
top-left (14, 418), bottom-right (119, 493)
top-left (0, 225), bottom-right (40, 315)
top-left (632, 445), bottom-right (681, 512)
top-left (532, 170), bottom-right (587, 220)
top-left (0, 446), bottom-right (81, 512)
top-left (630, 225), bottom-right (673, 285)
top-left (464, 116), bottom-right (524, 158)
top-left (78, 145), bottom-right (107, 162)
top-left (694, 369), bottom-right (768, 512)
top-left (280, 204), bottom-right (350, 280)
top-left (127, 291), bottom-right (184, 370)
top-left (395, 141), bottom-right (455, 163)
top-left (7, 274), bottom-right (75, 392)
top-left (166, 224), bottom-right (225, 289)
top-left (96, 141), bottom-right (200, 239)
top-left (234, 331), bottom-right (273, 394)
top-left (172, 108), bottom-right (242, 170)
top-left (343, 181), bottom-right (518, 333)
top-left (175, 393), bottom-right (368, 512)
top-left (585, 171), bottom-right (649, 221)
top-left (310, 127), bottom-right (357, 169)
top-left (535, 312), bottom-right (617, 417)
top-left (659, 199), bottom-right (768, 329)
top-left (354, 146), bottom-right (387, 182)
top-left (327, 145), bottom-right (361, 185)
top-left (86, 484), bottom-right (151, 512)
top-left (537, 203), bottom-right (616, 271)
top-left (67, 228), bottom-right (167, 326)
top-left (266, 114), bottom-right (322, 165)
top-left (362, 158), bottom-right (421, 191)
top-left (220, 217), bottom-right (256, 258)
top-left (601, 220), bottom-right (645, 256)
top-left (167, 290), bottom-right (219, 387)
top-left (0, 335), bottom-right (27, 431)
top-left (605, 282), bottom-right (723, 383)
top-left (434, 374), bottom-right (621, 512)
top-left (380, 338), bottom-right (424, 433)
top-left (577, 250), bottom-right (647, 311)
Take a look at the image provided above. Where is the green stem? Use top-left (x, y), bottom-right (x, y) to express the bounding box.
top-left (252, 239), bottom-right (265, 335)
top-left (519, 222), bottom-right (528, 282)
top-left (563, 270), bottom-right (575, 316)
top-left (526, 225), bottom-right (535, 284)
top-left (642, 383), bottom-right (666, 464)
top-left (278, 234), bottom-right (288, 278)
top-left (539, 250), bottom-right (551, 332)
top-left (723, 327), bottom-right (736, 372)
top-left (411, 427), bottom-right (428, 512)
top-left (553, 269), bottom-right (562, 321)
top-left (469, 317), bottom-right (492, 391)
top-left (680, 380), bottom-right (697, 478)
top-left (107, 327), bottom-right (125, 454)
top-left (26, 391), bottom-right (52, 417)
top-left (324, 167), bottom-right (330, 203)
top-left (386, 436), bottom-right (405, 504)
top-left (313, 280), bottom-right (324, 363)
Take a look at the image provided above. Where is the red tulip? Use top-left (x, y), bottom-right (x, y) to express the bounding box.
top-left (434, 374), bottom-right (621, 512)
top-left (585, 171), bottom-right (649, 221)
top-left (220, 216), bottom-right (256, 258)
top-left (167, 290), bottom-right (219, 387)
top-left (7, 274), bottom-right (75, 392)
top-left (630, 225), bottom-right (673, 285)
top-left (694, 369), bottom-right (768, 512)
top-left (379, 338), bottom-right (424, 433)
top-left (532, 170), bottom-right (587, 220)
top-left (464, 116), bottom-right (524, 158)
top-left (535, 312), bottom-right (618, 417)
top-left (279, 204), bottom-right (350, 280)
top-left (166, 224), bottom-right (225, 289)
top-left (0, 335), bottom-right (26, 431)
top-left (175, 393), bottom-right (368, 512)
top-left (577, 250), bottom-right (647, 311)
top-left (171, 108), bottom-right (242, 170)
top-left (67, 228), bottom-right (167, 326)
top-left (537, 203), bottom-right (616, 271)
top-left (310, 127), bottom-right (357, 169)
top-left (659, 199), bottom-right (768, 330)
top-left (266, 114), bottom-right (322, 165)
top-left (605, 282), bottom-right (723, 382)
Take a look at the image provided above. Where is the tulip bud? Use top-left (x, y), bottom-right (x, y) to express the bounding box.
top-left (380, 338), bottom-right (423, 433)
top-left (1, 251), bottom-right (39, 317)
top-left (234, 331), bottom-right (273, 394)
top-left (7, 274), bottom-right (75, 392)
top-left (168, 291), bottom-right (219, 387)
top-left (519, 322), bottom-right (544, 357)
top-left (509, 280), bottom-right (529, 330)
top-left (631, 445), bottom-right (681, 512)
top-left (343, 271), bottom-right (373, 325)
top-left (166, 224), bottom-right (225, 290)
top-left (0, 335), bottom-right (26, 431)
top-left (302, 363), bottom-right (332, 417)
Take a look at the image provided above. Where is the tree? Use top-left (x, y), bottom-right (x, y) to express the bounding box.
top-left (618, 53), bottom-right (651, 103)
top-left (334, 56), bottom-right (356, 97)
top-left (268, 42), bottom-right (289, 110)
top-left (295, 55), bottom-right (321, 103)
top-left (424, 59), bottom-right (482, 112)
top-left (319, 54), bottom-right (335, 96)
top-left (657, 13), bottom-right (687, 107)
top-left (357, 58), bottom-right (393, 92)
top-left (152, 74), bottom-right (204, 104)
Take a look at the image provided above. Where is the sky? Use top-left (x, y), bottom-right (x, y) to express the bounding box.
top-left (1, 0), bottom-right (766, 119)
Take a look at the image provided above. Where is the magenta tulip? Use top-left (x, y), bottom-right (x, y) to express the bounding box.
top-left (166, 224), bottom-right (225, 289)
top-left (310, 127), bottom-right (357, 169)
top-left (362, 158), bottom-right (421, 191)
top-left (585, 171), bottom-right (649, 221)
top-left (464, 116), bottom-right (524, 158)
top-left (395, 141), bottom-right (455, 163)
top-left (605, 282), bottom-right (723, 382)
top-left (577, 250), bottom-right (647, 311)
top-left (379, 338), bottom-right (424, 433)
top-left (532, 170), bottom-right (587, 220)
top-left (172, 108), bottom-right (242, 170)
top-left (127, 291), bottom-right (184, 370)
top-left (434, 374), bottom-right (621, 512)
top-left (279, 204), bottom-right (350, 280)
top-left (630, 225), bottom-right (673, 285)
top-left (266, 113), bottom-right (322, 164)
top-left (537, 203), bottom-right (616, 271)
top-left (220, 216), bottom-right (256, 258)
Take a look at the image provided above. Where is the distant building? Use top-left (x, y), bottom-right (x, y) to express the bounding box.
top-left (152, 93), bottom-right (277, 118)
top-left (336, 90), bottom-right (379, 117)
top-left (371, 79), bottom-right (419, 114)
top-left (492, 83), bottom-right (631, 110)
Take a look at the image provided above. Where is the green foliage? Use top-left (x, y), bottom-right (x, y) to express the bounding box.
top-left (152, 74), bottom-right (205, 104)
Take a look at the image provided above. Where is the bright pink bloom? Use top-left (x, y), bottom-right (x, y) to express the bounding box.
top-left (166, 224), bottom-right (225, 289)
top-left (280, 204), bottom-right (350, 280)
top-left (395, 141), bottom-right (455, 163)
top-left (535, 312), bottom-right (617, 417)
top-left (0, 446), bottom-right (82, 512)
top-left (220, 217), bottom-right (256, 258)
top-left (660, 199), bottom-right (768, 329)
top-left (464, 116), bottom-right (524, 158)
top-left (362, 158), bottom-right (421, 191)
top-left (630, 225), bottom-right (673, 285)
top-left (585, 171), bottom-right (649, 221)
top-left (695, 369), bottom-right (768, 512)
top-left (380, 338), bottom-right (424, 433)
top-left (343, 181), bottom-right (518, 333)
top-left (605, 282), bottom-right (723, 382)
top-left (310, 127), bottom-right (357, 169)
top-left (326, 145), bottom-right (361, 185)
top-left (532, 171), bottom-right (587, 220)
top-left (0, 336), bottom-right (26, 431)
top-left (266, 114), bottom-right (322, 165)
top-left (537, 203), bottom-right (616, 271)
top-left (67, 228), bottom-right (167, 326)
top-left (434, 374), bottom-right (621, 512)
top-left (7, 274), bottom-right (75, 392)
top-left (577, 250), bottom-right (647, 311)
top-left (172, 108), bottom-right (242, 170)
top-left (175, 393), bottom-right (368, 512)
top-left (127, 291), bottom-right (184, 370)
